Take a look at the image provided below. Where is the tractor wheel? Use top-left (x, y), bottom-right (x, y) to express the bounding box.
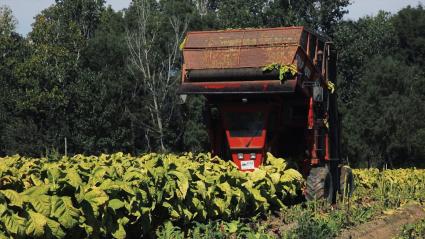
top-left (306, 166), bottom-right (334, 202)
top-left (339, 165), bottom-right (354, 198)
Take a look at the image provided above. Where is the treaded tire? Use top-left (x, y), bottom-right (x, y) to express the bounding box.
top-left (306, 166), bottom-right (333, 202)
top-left (339, 165), bottom-right (354, 198)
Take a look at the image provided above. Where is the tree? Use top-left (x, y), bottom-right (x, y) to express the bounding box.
top-left (336, 7), bottom-right (425, 168)
top-left (216, 0), bottom-right (267, 28)
top-left (77, 7), bottom-right (139, 154)
top-left (264, 0), bottom-right (350, 34)
top-left (0, 6), bottom-right (31, 155)
top-left (54, 0), bottom-right (106, 38)
top-left (0, 5), bottom-right (17, 35)
top-left (125, 0), bottom-right (188, 152)
top-left (334, 12), bottom-right (398, 106)
top-left (181, 96), bottom-right (209, 152)
top-left (9, 12), bottom-right (83, 155)
top-left (343, 56), bottom-right (425, 168)
top-left (0, 0), bottom-right (110, 156)
top-left (392, 5), bottom-right (425, 65)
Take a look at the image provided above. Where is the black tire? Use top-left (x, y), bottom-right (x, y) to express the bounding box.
top-left (339, 165), bottom-right (354, 198)
top-left (306, 166), bottom-right (334, 202)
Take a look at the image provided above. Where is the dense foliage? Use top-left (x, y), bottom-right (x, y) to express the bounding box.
top-left (1, 0), bottom-right (345, 154)
top-left (0, 153), bottom-right (302, 238)
top-left (335, 7), bottom-right (425, 168)
top-left (1, 152), bottom-right (423, 238)
top-left (0, 1), bottom-right (424, 166)
top-left (1, 1), bottom-right (424, 238)
top-left (155, 168), bottom-right (425, 238)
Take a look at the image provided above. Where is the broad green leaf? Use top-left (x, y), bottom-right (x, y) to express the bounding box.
top-left (80, 187), bottom-right (109, 206)
top-left (30, 175), bottom-right (44, 186)
top-left (66, 169), bottom-right (82, 188)
top-left (0, 231), bottom-right (8, 239)
top-left (46, 218), bottom-right (65, 239)
top-left (244, 183), bottom-right (267, 203)
top-left (226, 221), bottom-right (239, 233)
top-left (112, 223), bottom-right (126, 239)
top-left (195, 181), bottom-right (207, 198)
top-left (92, 166), bottom-right (108, 179)
top-left (249, 169), bottom-right (267, 182)
top-left (46, 166), bottom-right (62, 180)
top-left (2, 212), bottom-right (26, 235)
top-left (51, 196), bottom-right (79, 229)
top-left (162, 202), bottom-right (179, 219)
top-left (192, 197), bottom-right (203, 211)
top-left (280, 169), bottom-right (303, 183)
top-left (218, 182), bottom-right (232, 195)
top-left (26, 211), bottom-right (47, 237)
top-left (213, 198), bottom-right (226, 214)
top-left (169, 171), bottom-right (189, 199)
top-left (98, 179), bottom-right (114, 189)
top-left (0, 190), bottom-right (24, 208)
top-left (108, 199), bottom-right (125, 210)
top-left (30, 195), bottom-right (51, 216)
top-left (266, 152), bottom-right (287, 169)
top-left (22, 185), bottom-right (49, 196)
top-left (112, 217), bottom-right (129, 239)
top-left (0, 204), bottom-right (6, 216)
top-left (270, 173), bottom-right (281, 184)
top-left (123, 170), bottom-right (144, 181)
top-left (183, 208), bottom-right (193, 220)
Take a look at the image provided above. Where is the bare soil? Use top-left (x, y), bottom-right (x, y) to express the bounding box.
top-left (337, 203), bottom-right (425, 239)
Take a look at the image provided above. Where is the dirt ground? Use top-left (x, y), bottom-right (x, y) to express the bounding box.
top-left (337, 203), bottom-right (425, 239)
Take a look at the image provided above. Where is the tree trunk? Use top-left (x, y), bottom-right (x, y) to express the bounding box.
top-left (153, 95), bottom-right (165, 152)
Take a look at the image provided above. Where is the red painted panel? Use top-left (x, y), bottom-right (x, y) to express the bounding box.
top-left (219, 104), bottom-right (270, 170)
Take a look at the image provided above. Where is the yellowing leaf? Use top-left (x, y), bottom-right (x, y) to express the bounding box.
top-left (46, 218), bottom-right (65, 239)
top-left (0, 189), bottom-right (24, 208)
top-left (179, 36), bottom-right (187, 51)
top-left (109, 199), bottom-right (125, 210)
top-left (30, 195), bottom-right (51, 216)
top-left (327, 81), bottom-right (335, 93)
top-left (51, 196), bottom-right (79, 229)
top-left (280, 169), bottom-right (303, 183)
top-left (249, 169), bottom-right (267, 182)
top-left (3, 212), bottom-right (26, 235)
top-left (81, 187), bottom-right (109, 206)
top-left (26, 211), bottom-right (47, 237)
top-left (66, 169), bottom-right (82, 188)
top-left (169, 171), bottom-right (189, 200)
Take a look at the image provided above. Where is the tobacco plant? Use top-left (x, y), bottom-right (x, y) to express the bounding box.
top-left (0, 152), bottom-right (302, 238)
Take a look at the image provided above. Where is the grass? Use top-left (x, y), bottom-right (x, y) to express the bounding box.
top-left (396, 219), bottom-right (425, 239)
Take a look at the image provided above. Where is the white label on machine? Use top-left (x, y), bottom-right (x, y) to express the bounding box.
top-left (241, 160), bottom-right (255, 170)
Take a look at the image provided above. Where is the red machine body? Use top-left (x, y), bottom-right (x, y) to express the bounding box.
top-left (220, 104), bottom-right (269, 170)
top-left (179, 27), bottom-right (341, 175)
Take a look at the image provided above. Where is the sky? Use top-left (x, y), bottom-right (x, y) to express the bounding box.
top-left (1, 0), bottom-right (424, 35)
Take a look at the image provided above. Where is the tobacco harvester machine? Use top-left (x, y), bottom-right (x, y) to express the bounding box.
top-left (178, 27), bottom-right (353, 201)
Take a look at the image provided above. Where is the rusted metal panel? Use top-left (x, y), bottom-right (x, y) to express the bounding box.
top-left (185, 27), bottom-right (304, 49)
top-left (180, 26), bottom-right (329, 95)
top-left (183, 27), bottom-right (303, 71)
top-left (184, 45), bottom-right (298, 70)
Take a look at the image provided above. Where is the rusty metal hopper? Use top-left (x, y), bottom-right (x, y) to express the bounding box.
top-left (179, 27), bottom-right (328, 94)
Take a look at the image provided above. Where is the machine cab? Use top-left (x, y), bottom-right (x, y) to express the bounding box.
top-left (220, 104), bottom-right (270, 171)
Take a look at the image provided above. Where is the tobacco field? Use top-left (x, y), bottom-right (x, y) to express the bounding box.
top-left (0, 153), bottom-right (303, 238)
top-left (0, 153), bottom-right (424, 238)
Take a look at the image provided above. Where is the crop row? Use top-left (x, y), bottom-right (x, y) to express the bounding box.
top-left (155, 168), bottom-right (425, 238)
top-left (0, 152), bottom-right (302, 238)
top-left (353, 168), bottom-right (425, 206)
